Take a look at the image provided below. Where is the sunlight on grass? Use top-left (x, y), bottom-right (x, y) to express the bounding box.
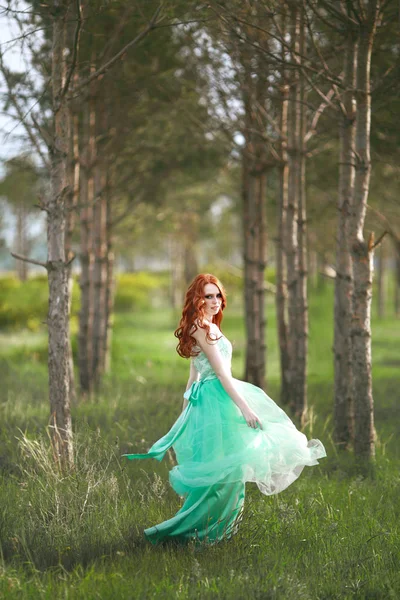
top-left (0, 280), bottom-right (399, 598)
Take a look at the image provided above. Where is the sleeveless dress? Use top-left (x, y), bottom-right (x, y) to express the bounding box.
top-left (122, 334), bottom-right (327, 545)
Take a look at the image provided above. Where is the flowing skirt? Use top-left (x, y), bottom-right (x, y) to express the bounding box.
top-left (123, 377), bottom-right (327, 545)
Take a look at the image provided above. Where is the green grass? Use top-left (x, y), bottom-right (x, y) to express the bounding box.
top-left (0, 278), bottom-right (399, 598)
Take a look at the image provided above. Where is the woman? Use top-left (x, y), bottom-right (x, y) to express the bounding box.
top-left (123, 273), bottom-right (327, 545)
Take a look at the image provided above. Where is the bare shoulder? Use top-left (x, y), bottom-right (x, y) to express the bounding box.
top-left (191, 321), bottom-right (220, 346)
top-left (191, 323), bottom-right (206, 343)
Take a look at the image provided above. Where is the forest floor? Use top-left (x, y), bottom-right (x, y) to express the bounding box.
top-left (0, 283), bottom-right (399, 599)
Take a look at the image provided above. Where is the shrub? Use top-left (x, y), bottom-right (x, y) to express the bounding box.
top-left (114, 272), bottom-right (165, 312)
top-left (0, 275), bottom-right (48, 330)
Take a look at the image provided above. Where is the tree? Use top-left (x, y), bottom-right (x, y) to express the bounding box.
top-left (333, 20), bottom-right (357, 450)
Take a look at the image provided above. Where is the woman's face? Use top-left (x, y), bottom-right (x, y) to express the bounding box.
top-left (202, 283), bottom-right (222, 318)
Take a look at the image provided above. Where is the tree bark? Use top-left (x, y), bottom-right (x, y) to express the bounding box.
top-left (183, 211), bottom-right (199, 287)
top-left (64, 107), bottom-right (80, 404)
top-left (350, 10), bottom-right (378, 461)
top-left (47, 1), bottom-right (73, 468)
top-left (92, 160), bottom-right (108, 387)
top-left (15, 204), bottom-right (28, 281)
top-left (389, 235), bottom-right (400, 317)
top-left (276, 8), bottom-right (291, 405)
top-left (78, 93), bottom-right (95, 395)
top-left (333, 29), bottom-right (357, 450)
top-left (286, 2), bottom-right (300, 413)
top-left (377, 238), bottom-right (386, 319)
top-left (241, 34), bottom-right (268, 390)
top-left (169, 231), bottom-right (185, 310)
top-left (242, 154), bottom-right (267, 389)
top-left (395, 246), bottom-right (400, 317)
top-left (292, 4), bottom-right (308, 423)
top-left (103, 174), bottom-right (115, 373)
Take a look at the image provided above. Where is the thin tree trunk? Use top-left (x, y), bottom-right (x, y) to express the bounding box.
top-left (15, 204), bottom-right (28, 281)
top-left (351, 12), bottom-right (378, 461)
top-left (103, 176), bottom-right (115, 373)
top-left (243, 157), bottom-right (267, 389)
top-left (292, 4), bottom-right (308, 424)
top-left (78, 94), bottom-right (95, 395)
top-left (333, 30), bottom-right (357, 450)
top-left (92, 162), bottom-right (107, 387)
top-left (377, 238), bottom-right (386, 318)
top-left (393, 240), bottom-right (400, 317)
top-left (64, 107), bottom-right (80, 404)
top-left (242, 37), bottom-right (268, 390)
top-left (169, 232), bottom-right (185, 310)
top-left (47, 2), bottom-right (73, 468)
top-left (286, 1), bottom-right (300, 413)
top-left (183, 212), bottom-right (199, 287)
top-left (276, 8), bottom-right (291, 405)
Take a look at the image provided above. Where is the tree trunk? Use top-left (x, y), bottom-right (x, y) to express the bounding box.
top-left (276, 11), bottom-right (291, 405)
top-left (64, 108), bottom-right (80, 404)
top-left (47, 2), bottom-right (73, 468)
top-left (242, 155), bottom-right (267, 389)
top-left (292, 4), bottom-right (308, 423)
top-left (92, 162), bottom-right (108, 387)
top-left (286, 2), bottom-right (300, 413)
top-left (377, 238), bottom-right (386, 319)
top-left (169, 232), bottom-right (185, 310)
top-left (392, 236), bottom-right (400, 317)
top-left (241, 35), bottom-right (268, 390)
top-left (183, 212), bottom-right (199, 287)
top-left (350, 13), bottom-right (378, 461)
top-left (333, 30), bottom-right (357, 450)
top-left (308, 245), bottom-right (318, 290)
top-left (103, 176), bottom-right (115, 373)
top-left (78, 94), bottom-right (95, 395)
top-left (15, 204), bottom-right (28, 281)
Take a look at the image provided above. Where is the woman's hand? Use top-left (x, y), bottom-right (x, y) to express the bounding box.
top-left (241, 405), bottom-right (263, 429)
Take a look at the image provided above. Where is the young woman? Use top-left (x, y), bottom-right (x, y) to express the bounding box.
top-left (123, 273), bottom-right (326, 545)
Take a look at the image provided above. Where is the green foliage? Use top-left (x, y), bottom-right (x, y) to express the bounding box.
top-left (0, 272), bottom-right (169, 330)
top-left (0, 275), bottom-right (48, 331)
top-left (113, 272), bottom-right (167, 313)
top-left (0, 155), bottom-right (41, 210)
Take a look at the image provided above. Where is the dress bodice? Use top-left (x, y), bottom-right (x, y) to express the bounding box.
top-left (192, 334), bottom-right (232, 381)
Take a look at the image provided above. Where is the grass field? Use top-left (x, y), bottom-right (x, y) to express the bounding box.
top-left (0, 279), bottom-right (399, 599)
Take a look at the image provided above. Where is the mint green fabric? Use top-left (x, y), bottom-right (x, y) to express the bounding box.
top-left (123, 335), bottom-right (327, 545)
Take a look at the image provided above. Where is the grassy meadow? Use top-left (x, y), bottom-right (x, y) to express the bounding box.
top-left (0, 274), bottom-right (399, 599)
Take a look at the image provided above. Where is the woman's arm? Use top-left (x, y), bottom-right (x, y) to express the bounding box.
top-left (182, 359), bottom-right (200, 411)
top-left (192, 328), bottom-right (262, 429)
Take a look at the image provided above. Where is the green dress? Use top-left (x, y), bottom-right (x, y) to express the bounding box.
top-left (122, 334), bottom-right (327, 545)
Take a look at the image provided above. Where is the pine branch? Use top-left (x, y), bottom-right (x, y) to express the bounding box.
top-left (60, 0), bottom-right (83, 100)
top-left (10, 252), bottom-right (48, 269)
top-left (71, 4), bottom-right (164, 96)
top-left (0, 53), bottom-right (50, 169)
top-left (367, 204), bottom-right (400, 241)
top-left (304, 87), bottom-right (336, 143)
top-left (371, 230), bottom-right (388, 250)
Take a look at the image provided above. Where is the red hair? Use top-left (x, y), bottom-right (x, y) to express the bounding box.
top-left (174, 273), bottom-right (227, 358)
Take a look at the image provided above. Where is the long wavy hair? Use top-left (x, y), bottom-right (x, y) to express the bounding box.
top-left (174, 273), bottom-right (227, 358)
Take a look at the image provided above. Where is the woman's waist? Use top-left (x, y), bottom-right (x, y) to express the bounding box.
top-left (184, 376), bottom-right (220, 405)
top-left (198, 374), bottom-right (219, 383)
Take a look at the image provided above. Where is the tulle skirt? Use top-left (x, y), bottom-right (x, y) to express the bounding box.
top-left (123, 377), bottom-right (327, 545)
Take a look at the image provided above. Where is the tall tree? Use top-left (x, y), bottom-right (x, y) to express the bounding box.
top-left (275, 6), bottom-right (291, 405)
top-left (349, 0), bottom-right (381, 461)
top-left (287, 0), bottom-right (309, 422)
top-left (333, 23), bottom-right (357, 450)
